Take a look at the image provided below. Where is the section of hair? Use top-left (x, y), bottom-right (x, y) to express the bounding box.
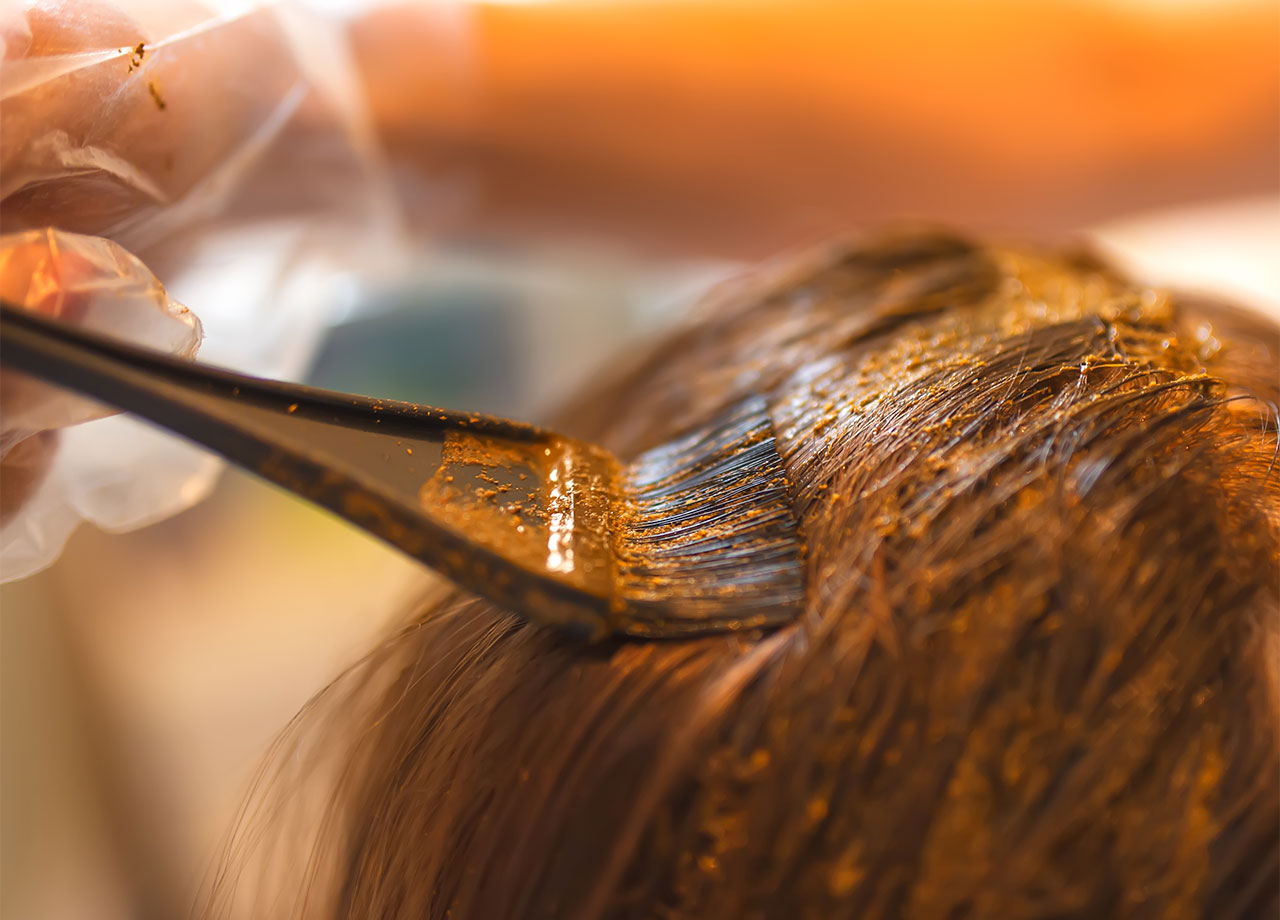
top-left (201, 232), bottom-right (1279, 920)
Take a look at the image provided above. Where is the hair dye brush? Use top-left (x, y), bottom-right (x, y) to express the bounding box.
top-left (0, 304), bottom-right (804, 640)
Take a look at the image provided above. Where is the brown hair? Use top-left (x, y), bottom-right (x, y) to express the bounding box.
top-left (206, 231), bottom-right (1279, 919)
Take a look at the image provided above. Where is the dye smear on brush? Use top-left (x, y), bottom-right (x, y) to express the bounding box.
top-left (417, 431), bottom-right (620, 600)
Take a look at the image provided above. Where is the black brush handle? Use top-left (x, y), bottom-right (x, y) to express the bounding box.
top-left (0, 302), bottom-right (561, 503)
top-left (0, 301), bottom-right (457, 498)
top-left (0, 302), bottom-right (548, 440)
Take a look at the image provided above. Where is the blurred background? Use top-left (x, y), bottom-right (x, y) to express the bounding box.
top-left (2, 0), bottom-right (1277, 917)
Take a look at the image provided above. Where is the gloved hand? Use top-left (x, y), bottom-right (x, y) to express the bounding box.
top-left (0, 1), bottom-right (395, 580)
top-left (0, 229), bottom-right (201, 570)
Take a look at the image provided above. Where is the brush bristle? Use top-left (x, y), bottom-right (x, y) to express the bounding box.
top-left (613, 395), bottom-right (806, 636)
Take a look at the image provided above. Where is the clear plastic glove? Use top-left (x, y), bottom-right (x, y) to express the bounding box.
top-left (0, 229), bottom-right (202, 577)
top-left (1, 0), bottom-right (399, 580)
